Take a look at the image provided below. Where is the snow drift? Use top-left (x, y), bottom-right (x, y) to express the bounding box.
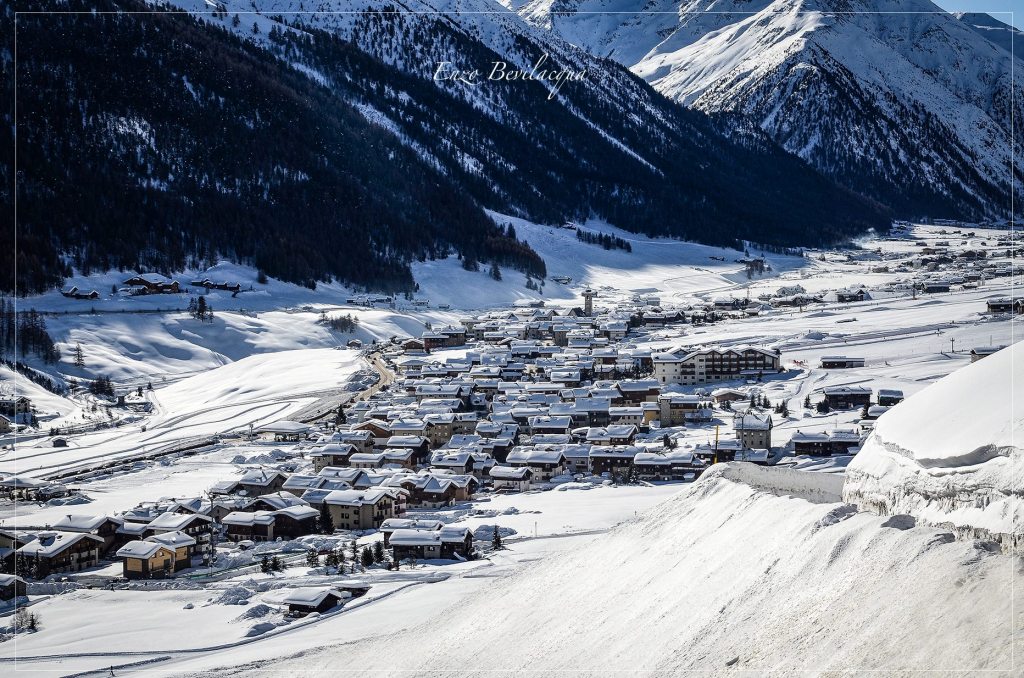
top-left (843, 340), bottom-right (1023, 551)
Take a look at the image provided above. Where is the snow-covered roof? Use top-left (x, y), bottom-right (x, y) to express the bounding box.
top-left (282, 587), bottom-right (341, 607)
top-left (17, 531), bottom-right (103, 557)
top-left (116, 541), bottom-right (171, 560)
top-left (255, 420), bottom-right (312, 434)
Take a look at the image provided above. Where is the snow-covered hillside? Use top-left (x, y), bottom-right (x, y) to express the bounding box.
top-left (513, 0), bottom-right (1022, 221)
top-left (189, 461), bottom-right (1017, 675)
top-left (844, 341), bottom-right (1023, 550)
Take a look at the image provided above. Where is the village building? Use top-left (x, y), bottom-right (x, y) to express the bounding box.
top-left (17, 531), bottom-right (104, 577)
top-left (488, 465), bottom-right (532, 492)
top-left (52, 514), bottom-right (124, 555)
top-left (506, 447), bottom-right (567, 481)
top-left (235, 469), bottom-right (289, 496)
top-left (732, 411), bottom-right (773, 450)
top-left (282, 587), bottom-right (347, 616)
top-left (823, 386), bottom-right (873, 409)
top-left (390, 526), bottom-right (473, 562)
top-left (323, 489), bottom-right (395, 530)
top-left (115, 541), bottom-right (177, 579)
top-left (0, 574), bottom-right (27, 601)
top-left (652, 346), bottom-right (781, 385)
top-left (658, 394), bottom-right (713, 426)
top-left (309, 444), bottom-right (358, 472)
top-left (876, 389), bottom-right (905, 406)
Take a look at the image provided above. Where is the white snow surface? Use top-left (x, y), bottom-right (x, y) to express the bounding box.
top-left (190, 463), bottom-right (1019, 675)
top-left (844, 341), bottom-right (1023, 546)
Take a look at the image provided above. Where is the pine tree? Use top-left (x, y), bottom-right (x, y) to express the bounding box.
top-left (325, 550), bottom-right (339, 568)
top-left (73, 343), bottom-right (84, 368)
top-left (491, 525), bottom-right (502, 550)
top-left (361, 546), bottom-right (373, 569)
top-left (803, 395), bottom-right (812, 408)
top-left (749, 394), bottom-right (757, 409)
top-left (305, 549), bottom-right (320, 568)
top-left (489, 262), bottom-right (502, 281)
top-left (319, 503), bottom-right (333, 534)
top-left (817, 399), bottom-right (831, 414)
top-left (372, 541), bottom-right (385, 564)
top-left (259, 555), bottom-right (270, 573)
top-left (270, 555), bottom-right (282, 572)
top-left (781, 401), bottom-right (790, 417)
top-left (196, 296), bottom-right (207, 321)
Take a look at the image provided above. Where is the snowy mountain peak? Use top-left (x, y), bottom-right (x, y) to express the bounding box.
top-left (516, 0), bottom-right (1022, 222)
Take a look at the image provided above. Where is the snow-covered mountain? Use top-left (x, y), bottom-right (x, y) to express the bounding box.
top-left (510, 0), bottom-right (1022, 222)
top-left (954, 11), bottom-right (1024, 57)
top-left (6, 0), bottom-right (888, 295)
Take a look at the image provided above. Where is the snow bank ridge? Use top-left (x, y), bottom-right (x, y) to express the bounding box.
top-left (843, 341), bottom-right (1023, 553)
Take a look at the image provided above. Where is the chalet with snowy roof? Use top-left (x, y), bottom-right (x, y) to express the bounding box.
top-left (249, 492), bottom-right (308, 512)
top-left (380, 518), bottom-right (443, 547)
top-left (309, 444), bottom-right (358, 472)
top-left (528, 415), bottom-right (572, 436)
top-left (828, 429), bottom-right (862, 455)
top-left (488, 465), bottom-right (532, 491)
top-left (658, 394), bottom-right (712, 426)
top-left (236, 469), bottom-right (289, 496)
top-left (122, 273), bottom-right (180, 294)
top-left (633, 449), bottom-right (705, 482)
top-left (876, 389), bottom-right (905, 406)
top-left (692, 439), bottom-right (744, 463)
top-left (733, 411), bottom-right (773, 450)
top-left (986, 298), bottom-right (1023, 314)
top-left (836, 287), bottom-right (869, 303)
top-left (144, 512), bottom-right (213, 564)
top-left (971, 345), bottom-right (1005, 362)
top-left (0, 396), bottom-right (32, 417)
top-left (60, 286), bottom-right (100, 300)
top-left (0, 574), bottom-right (27, 601)
top-left (790, 431), bottom-right (831, 456)
top-left (52, 514), bottom-right (124, 554)
top-left (506, 447), bottom-right (567, 481)
top-left (589, 445), bottom-right (639, 477)
top-left (823, 386), bottom-right (872, 409)
top-left (323, 489), bottom-right (395, 530)
top-left (17, 531), bottom-right (103, 577)
top-left (145, 531), bottom-right (196, 572)
top-left (283, 587), bottom-right (347, 616)
top-left (616, 379), bottom-right (661, 404)
top-left (586, 424), bottom-right (638, 446)
top-left (390, 526), bottom-right (473, 562)
top-left (864, 405), bottom-right (891, 420)
top-left (116, 541), bottom-right (177, 580)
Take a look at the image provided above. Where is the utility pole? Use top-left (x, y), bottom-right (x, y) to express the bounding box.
top-left (950, 337), bottom-right (955, 354)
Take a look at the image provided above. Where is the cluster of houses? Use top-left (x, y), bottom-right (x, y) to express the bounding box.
top-left (0, 508), bottom-right (213, 579)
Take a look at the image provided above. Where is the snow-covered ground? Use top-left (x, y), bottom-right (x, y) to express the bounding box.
top-left (0, 348), bottom-right (362, 481)
top-left (0, 485), bottom-right (680, 675)
top-left (845, 340), bottom-right (1022, 547)
top-left (172, 463), bottom-right (1018, 676)
top-left (0, 222), bottom-right (1019, 674)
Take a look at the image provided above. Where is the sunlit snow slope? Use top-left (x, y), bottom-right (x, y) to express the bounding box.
top-left (844, 340), bottom-right (1023, 550)
top-left (222, 462), bottom-right (1018, 675)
